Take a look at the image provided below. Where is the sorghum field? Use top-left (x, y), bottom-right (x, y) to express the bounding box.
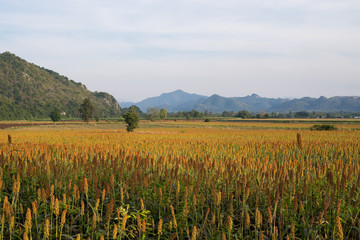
top-left (1, 120), bottom-right (360, 239)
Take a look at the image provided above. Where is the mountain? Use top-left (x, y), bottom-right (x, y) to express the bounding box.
top-left (179, 94), bottom-right (248, 112)
top-left (181, 94), bottom-right (287, 113)
top-left (135, 89), bottom-right (206, 111)
top-left (0, 52), bottom-right (121, 120)
top-left (231, 94), bottom-right (286, 112)
top-left (274, 96), bottom-right (360, 112)
top-left (127, 90), bottom-right (360, 113)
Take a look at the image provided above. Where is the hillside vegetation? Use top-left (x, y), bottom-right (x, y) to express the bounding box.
top-left (0, 52), bottom-right (121, 120)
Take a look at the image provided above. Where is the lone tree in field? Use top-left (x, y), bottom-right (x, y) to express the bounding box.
top-left (50, 108), bottom-right (61, 122)
top-left (79, 98), bottom-right (94, 122)
top-left (160, 107), bottom-right (167, 120)
top-left (124, 106), bottom-right (139, 132)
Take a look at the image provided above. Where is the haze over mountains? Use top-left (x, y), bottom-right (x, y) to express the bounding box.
top-left (119, 90), bottom-right (360, 113)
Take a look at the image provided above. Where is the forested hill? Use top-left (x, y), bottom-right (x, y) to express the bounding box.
top-left (0, 52), bottom-right (121, 120)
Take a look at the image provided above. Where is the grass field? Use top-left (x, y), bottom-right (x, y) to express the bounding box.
top-left (0, 120), bottom-right (359, 239)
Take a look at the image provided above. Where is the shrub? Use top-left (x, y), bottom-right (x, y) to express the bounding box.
top-left (50, 108), bottom-right (61, 122)
top-left (310, 124), bottom-right (337, 131)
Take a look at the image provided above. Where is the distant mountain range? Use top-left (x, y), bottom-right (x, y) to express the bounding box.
top-left (119, 90), bottom-right (360, 113)
top-left (0, 52), bottom-right (121, 120)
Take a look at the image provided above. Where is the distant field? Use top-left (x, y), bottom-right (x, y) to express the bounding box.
top-left (137, 119), bottom-right (360, 131)
top-left (1, 118), bottom-right (360, 130)
top-left (1, 120), bottom-right (360, 239)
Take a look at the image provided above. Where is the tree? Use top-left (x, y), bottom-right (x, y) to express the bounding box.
top-left (160, 108), bottom-right (167, 120)
top-left (294, 111), bottom-right (310, 118)
top-left (50, 108), bottom-right (61, 122)
top-left (236, 110), bottom-right (252, 119)
top-left (288, 111), bottom-right (294, 118)
top-left (222, 111), bottom-right (234, 117)
top-left (258, 110), bottom-right (266, 119)
top-left (121, 105), bottom-right (144, 118)
top-left (312, 111), bottom-right (317, 118)
top-left (79, 98), bottom-right (94, 122)
top-left (147, 107), bottom-right (160, 121)
top-left (191, 110), bottom-right (203, 118)
top-left (124, 106), bottom-right (139, 132)
top-left (271, 112), bottom-right (279, 118)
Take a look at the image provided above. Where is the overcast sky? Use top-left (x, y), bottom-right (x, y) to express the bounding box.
top-left (1, 0), bottom-right (360, 102)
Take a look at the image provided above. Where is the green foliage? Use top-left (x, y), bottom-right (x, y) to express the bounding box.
top-left (294, 111), bottom-right (311, 118)
top-left (50, 108), bottom-right (61, 122)
top-left (160, 107), bottom-right (167, 119)
top-left (121, 105), bottom-right (144, 118)
top-left (0, 52), bottom-right (121, 120)
top-left (124, 106), bottom-right (139, 132)
top-left (146, 107), bottom-right (160, 121)
top-left (191, 109), bottom-right (203, 118)
top-left (95, 115), bottom-right (100, 122)
top-left (79, 98), bottom-right (94, 122)
top-left (204, 118), bottom-right (210, 122)
top-left (236, 110), bottom-right (252, 119)
top-left (310, 124), bottom-right (337, 131)
top-left (222, 111), bottom-right (235, 117)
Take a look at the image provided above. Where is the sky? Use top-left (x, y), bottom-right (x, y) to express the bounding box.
top-left (1, 0), bottom-right (360, 102)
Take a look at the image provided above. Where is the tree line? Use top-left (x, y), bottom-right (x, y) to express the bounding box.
top-left (50, 99), bottom-right (140, 132)
top-left (120, 106), bottom-right (360, 120)
top-left (49, 99), bottom-right (360, 132)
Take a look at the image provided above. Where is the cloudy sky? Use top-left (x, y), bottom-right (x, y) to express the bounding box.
top-left (1, 0), bottom-right (360, 102)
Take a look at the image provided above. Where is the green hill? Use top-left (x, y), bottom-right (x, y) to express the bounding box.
top-left (0, 52), bottom-right (121, 120)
